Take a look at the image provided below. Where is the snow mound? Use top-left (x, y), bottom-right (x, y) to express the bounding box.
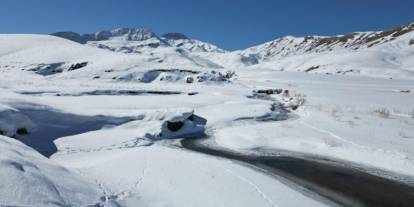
top-left (0, 135), bottom-right (101, 206)
top-left (160, 112), bottom-right (207, 139)
top-left (0, 105), bottom-right (35, 137)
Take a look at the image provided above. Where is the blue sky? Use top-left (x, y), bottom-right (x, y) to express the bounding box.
top-left (1, 0), bottom-right (413, 50)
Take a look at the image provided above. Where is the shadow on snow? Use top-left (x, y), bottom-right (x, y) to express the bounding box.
top-left (17, 107), bottom-right (132, 157)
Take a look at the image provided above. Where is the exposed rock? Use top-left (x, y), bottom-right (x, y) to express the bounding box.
top-left (255, 89), bottom-right (283, 95)
top-left (305, 65), bottom-right (320, 72)
top-left (16, 128), bottom-right (28, 135)
top-left (50, 31), bottom-right (89, 44)
top-left (27, 62), bottom-right (65, 76)
top-left (241, 55), bottom-right (259, 65)
top-left (162, 33), bottom-right (189, 40)
top-left (167, 121), bottom-right (184, 132)
top-left (186, 76), bottom-right (194, 83)
top-left (187, 92), bottom-right (198, 96)
top-left (68, 62), bottom-right (88, 71)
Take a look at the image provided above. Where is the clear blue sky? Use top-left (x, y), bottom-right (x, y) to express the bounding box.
top-left (1, 0), bottom-right (413, 50)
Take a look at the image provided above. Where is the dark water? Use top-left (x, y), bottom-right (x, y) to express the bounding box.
top-left (181, 139), bottom-right (414, 207)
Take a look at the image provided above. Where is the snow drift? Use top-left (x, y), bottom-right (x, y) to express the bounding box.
top-left (0, 135), bottom-right (101, 206)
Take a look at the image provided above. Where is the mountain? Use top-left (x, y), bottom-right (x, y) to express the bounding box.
top-left (237, 22), bottom-right (414, 77)
top-left (51, 28), bottom-right (227, 54)
top-left (47, 22), bottom-right (414, 79)
top-left (52, 28), bottom-right (169, 53)
top-left (240, 22), bottom-right (414, 61)
top-left (162, 32), bottom-right (227, 53)
top-left (52, 28), bottom-right (161, 43)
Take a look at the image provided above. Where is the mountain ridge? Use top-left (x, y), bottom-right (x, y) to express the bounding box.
top-left (42, 22), bottom-right (414, 78)
top-left (51, 22), bottom-right (414, 52)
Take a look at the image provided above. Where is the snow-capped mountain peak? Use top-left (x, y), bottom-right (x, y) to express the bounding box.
top-left (94, 28), bottom-right (158, 41)
top-left (48, 22), bottom-right (414, 78)
top-left (52, 28), bottom-right (159, 43)
top-left (51, 28), bottom-right (227, 54)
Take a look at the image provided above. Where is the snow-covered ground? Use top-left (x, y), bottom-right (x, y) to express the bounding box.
top-left (0, 90), bottom-right (328, 206)
top-left (216, 70), bottom-right (414, 179)
top-left (0, 31), bottom-right (413, 206)
top-left (0, 135), bottom-right (102, 206)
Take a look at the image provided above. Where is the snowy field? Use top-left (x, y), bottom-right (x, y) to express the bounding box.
top-left (0, 30), bottom-right (413, 206)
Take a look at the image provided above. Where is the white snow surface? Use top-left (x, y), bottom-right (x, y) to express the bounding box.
top-left (0, 26), bottom-right (414, 206)
top-left (0, 135), bottom-right (101, 206)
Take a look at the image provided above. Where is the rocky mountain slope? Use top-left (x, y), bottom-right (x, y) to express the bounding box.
top-left (242, 22), bottom-right (414, 77)
top-left (241, 22), bottom-right (414, 61)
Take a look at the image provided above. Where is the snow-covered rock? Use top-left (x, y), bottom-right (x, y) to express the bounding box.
top-left (160, 112), bottom-right (207, 139)
top-left (0, 105), bottom-right (34, 137)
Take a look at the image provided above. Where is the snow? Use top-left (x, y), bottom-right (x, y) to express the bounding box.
top-left (215, 70), bottom-right (414, 178)
top-left (51, 127), bottom-right (327, 207)
top-left (159, 112), bottom-right (207, 139)
top-left (0, 24), bottom-right (414, 206)
top-left (0, 135), bottom-right (101, 206)
top-left (0, 104), bottom-right (34, 137)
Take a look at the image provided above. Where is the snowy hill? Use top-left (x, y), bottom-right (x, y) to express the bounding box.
top-left (0, 134), bottom-right (101, 206)
top-left (0, 34), bottom-right (225, 83)
top-left (237, 22), bottom-right (414, 78)
top-left (162, 32), bottom-right (227, 53)
top-left (50, 28), bottom-right (223, 71)
top-left (49, 23), bottom-right (414, 79)
top-left (241, 23), bottom-right (414, 60)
